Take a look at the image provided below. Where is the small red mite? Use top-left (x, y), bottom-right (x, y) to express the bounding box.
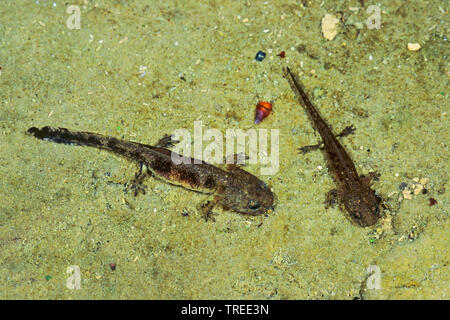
top-left (254, 101), bottom-right (273, 124)
top-left (277, 51), bottom-right (286, 58)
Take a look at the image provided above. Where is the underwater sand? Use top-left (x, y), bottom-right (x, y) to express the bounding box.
top-left (0, 0), bottom-right (448, 299)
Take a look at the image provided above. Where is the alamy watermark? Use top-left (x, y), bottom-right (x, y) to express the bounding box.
top-left (366, 5), bottom-right (381, 30)
top-left (170, 121), bottom-right (279, 175)
top-left (64, 3), bottom-right (382, 31)
top-left (66, 265), bottom-right (81, 290)
top-left (366, 265), bottom-right (382, 290)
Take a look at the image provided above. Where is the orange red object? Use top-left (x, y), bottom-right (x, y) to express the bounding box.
top-left (254, 101), bottom-right (273, 124)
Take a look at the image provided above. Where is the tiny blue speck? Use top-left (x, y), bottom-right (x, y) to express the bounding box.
top-left (255, 51), bottom-right (266, 62)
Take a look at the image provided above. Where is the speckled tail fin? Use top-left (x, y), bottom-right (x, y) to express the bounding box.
top-left (27, 126), bottom-right (143, 160)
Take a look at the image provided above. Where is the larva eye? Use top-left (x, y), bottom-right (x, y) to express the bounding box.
top-left (248, 200), bottom-right (261, 211)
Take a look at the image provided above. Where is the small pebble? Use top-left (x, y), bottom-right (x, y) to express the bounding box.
top-left (413, 184), bottom-right (423, 195)
top-left (408, 43), bottom-right (421, 51)
top-left (255, 51), bottom-right (266, 62)
top-left (402, 189), bottom-right (412, 200)
top-left (321, 14), bottom-right (340, 41)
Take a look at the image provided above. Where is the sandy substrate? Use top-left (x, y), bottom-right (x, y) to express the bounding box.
top-left (0, 0), bottom-right (448, 299)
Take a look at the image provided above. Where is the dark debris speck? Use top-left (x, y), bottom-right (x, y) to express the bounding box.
top-left (277, 51), bottom-right (286, 58)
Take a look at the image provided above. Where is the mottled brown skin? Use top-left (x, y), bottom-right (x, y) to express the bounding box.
top-left (27, 126), bottom-right (274, 219)
top-left (285, 67), bottom-right (380, 227)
